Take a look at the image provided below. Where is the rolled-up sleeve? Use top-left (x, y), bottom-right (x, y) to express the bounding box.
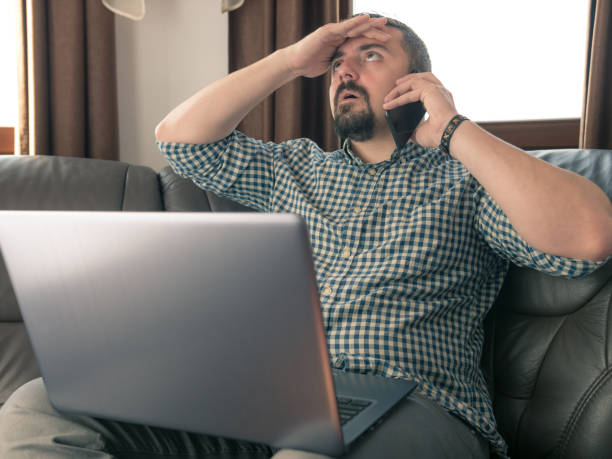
top-left (472, 182), bottom-right (608, 278)
top-left (157, 130), bottom-right (277, 212)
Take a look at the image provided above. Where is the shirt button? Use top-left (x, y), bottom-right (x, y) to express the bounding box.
top-left (321, 286), bottom-right (333, 296)
top-left (353, 206), bottom-right (362, 215)
top-left (367, 168), bottom-right (376, 176)
top-left (341, 248), bottom-right (351, 258)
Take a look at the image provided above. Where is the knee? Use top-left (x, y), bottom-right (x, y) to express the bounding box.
top-left (0, 377), bottom-right (53, 417)
top-left (0, 377), bottom-right (57, 445)
top-left (0, 378), bottom-right (108, 455)
top-left (0, 377), bottom-right (74, 455)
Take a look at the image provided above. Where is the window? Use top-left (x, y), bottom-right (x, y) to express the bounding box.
top-left (352, 0), bottom-right (590, 149)
top-left (0, 0), bottom-right (17, 154)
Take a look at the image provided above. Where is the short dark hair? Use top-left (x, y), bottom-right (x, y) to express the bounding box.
top-left (352, 13), bottom-right (431, 73)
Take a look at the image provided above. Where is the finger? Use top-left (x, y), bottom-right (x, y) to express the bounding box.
top-left (383, 79), bottom-right (426, 103)
top-left (345, 18), bottom-right (388, 38)
top-left (335, 14), bottom-right (372, 35)
top-left (382, 90), bottom-right (421, 110)
top-left (384, 84), bottom-right (409, 103)
top-left (384, 86), bottom-right (404, 103)
top-left (358, 27), bottom-right (392, 41)
top-left (345, 22), bottom-right (377, 37)
top-left (396, 72), bottom-right (442, 86)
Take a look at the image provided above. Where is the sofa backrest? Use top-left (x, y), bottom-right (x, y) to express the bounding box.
top-left (0, 156), bottom-right (163, 212)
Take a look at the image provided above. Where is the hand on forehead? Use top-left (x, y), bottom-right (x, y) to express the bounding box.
top-left (330, 16), bottom-right (395, 67)
top-left (285, 14), bottom-right (392, 80)
top-left (339, 15), bottom-right (390, 41)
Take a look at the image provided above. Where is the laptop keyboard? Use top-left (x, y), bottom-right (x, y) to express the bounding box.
top-left (336, 396), bottom-right (372, 425)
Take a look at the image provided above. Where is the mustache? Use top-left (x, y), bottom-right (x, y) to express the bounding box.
top-left (334, 81), bottom-right (369, 108)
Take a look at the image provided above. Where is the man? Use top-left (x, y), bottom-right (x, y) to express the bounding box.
top-left (1, 14), bottom-right (611, 459)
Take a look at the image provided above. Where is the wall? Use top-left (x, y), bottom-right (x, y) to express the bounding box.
top-left (115, 0), bottom-right (228, 170)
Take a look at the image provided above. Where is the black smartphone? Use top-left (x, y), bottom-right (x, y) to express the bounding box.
top-left (385, 101), bottom-right (426, 150)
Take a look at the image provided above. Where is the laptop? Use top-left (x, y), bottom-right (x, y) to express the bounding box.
top-left (0, 211), bottom-right (416, 456)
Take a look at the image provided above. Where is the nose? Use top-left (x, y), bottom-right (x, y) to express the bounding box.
top-left (336, 59), bottom-right (359, 83)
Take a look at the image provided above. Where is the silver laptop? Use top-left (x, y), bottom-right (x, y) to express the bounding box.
top-left (0, 211), bottom-right (416, 456)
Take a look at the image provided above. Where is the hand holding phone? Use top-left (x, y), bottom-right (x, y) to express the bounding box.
top-left (384, 101), bottom-right (426, 151)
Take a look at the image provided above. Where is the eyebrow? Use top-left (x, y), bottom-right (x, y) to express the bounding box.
top-left (330, 43), bottom-right (390, 64)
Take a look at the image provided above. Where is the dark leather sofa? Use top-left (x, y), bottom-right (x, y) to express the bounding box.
top-left (1, 150), bottom-right (612, 458)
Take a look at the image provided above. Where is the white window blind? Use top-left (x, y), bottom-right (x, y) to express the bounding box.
top-left (352, 0), bottom-right (589, 122)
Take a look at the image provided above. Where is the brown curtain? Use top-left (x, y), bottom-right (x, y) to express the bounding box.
top-left (229, 0), bottom-right (352, 152)
top-left (15, 0), bottom-right (119, 159)
top-left (580, 0), bottom-right (612, 149)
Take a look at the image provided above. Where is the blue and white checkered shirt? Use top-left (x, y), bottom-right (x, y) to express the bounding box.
top-left (158, 131), bottom-right (604, 456)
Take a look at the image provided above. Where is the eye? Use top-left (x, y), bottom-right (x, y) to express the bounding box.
top-left (331, 59), bottom-right (343, 72)
top-left (365, 51), bottom-right (382, 62)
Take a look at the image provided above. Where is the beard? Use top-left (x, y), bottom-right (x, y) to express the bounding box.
top-left (332, 82), bottom-right (376, 142)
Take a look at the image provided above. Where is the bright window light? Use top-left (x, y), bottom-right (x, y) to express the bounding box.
top-left (352, 1), bottom-right (590, 122)
top-left (0, 0), bottom-right (17, 127)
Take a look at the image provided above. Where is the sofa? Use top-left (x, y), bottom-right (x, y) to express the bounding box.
top-left (1, 150), bottom-right (612, 458)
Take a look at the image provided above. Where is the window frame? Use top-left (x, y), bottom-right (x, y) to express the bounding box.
top-left (0, 126), bottom-right (14, 155)
top-left (477, 118), bottom-right (580, 151)
top-left (0, 121), bottom-right (580, 156)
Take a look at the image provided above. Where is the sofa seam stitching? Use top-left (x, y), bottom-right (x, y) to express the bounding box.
top-left (493, 316), bottom-right (566, 403)
top-left (120, 165), bottom-right (129, 210)
top-left (156, 173), bottom-right (167, 210)
top-left (605, 289), bottom-right (611, 370)
top-left (558, 285), bottom-right (612, 457)
top-left (555, 280), bottom-right (612, 457)
top-left (557, 368), bottom-right (612, 458)
top-left (512, 314), bottom-right (567, 456)
top-left (201, 188), bottom-right (212, 212)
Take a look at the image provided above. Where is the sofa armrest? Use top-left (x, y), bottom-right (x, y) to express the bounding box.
top-left (487, 260), bottom-right (612, 457)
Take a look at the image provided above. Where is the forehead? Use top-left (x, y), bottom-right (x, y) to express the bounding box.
top-left (333, 26), bottom-right (407, 60)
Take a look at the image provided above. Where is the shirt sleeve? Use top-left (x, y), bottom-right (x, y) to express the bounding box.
top-left (472, 181), bottom-right (609, 279)
top-left (156, 130), bottom-right (277, 212)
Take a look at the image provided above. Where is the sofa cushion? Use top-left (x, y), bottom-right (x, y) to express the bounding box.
top-left (159, 166), bottom-right (255, 212)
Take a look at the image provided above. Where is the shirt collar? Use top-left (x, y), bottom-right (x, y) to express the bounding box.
top-left (342, 138), bottom-right (360, 164)
top-left (342, 138), bottom-right (411, 165)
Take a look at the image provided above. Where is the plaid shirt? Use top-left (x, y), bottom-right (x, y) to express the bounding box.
top-left (158, 131), bottom-right (604, 456)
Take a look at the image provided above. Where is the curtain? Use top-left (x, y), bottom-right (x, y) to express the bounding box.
top-left (229, 0), bottom-right (352, 152)
top-left (16, 0), bottom-right (119, 159)
top-left (580, 0), bottom-right (612, 149)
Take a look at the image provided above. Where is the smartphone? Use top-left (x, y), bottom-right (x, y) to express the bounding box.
top-left (385, 101), bottom-right (426, 150)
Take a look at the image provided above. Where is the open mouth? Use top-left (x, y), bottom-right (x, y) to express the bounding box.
top-left (339, 91), bottom-right (360, 103)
